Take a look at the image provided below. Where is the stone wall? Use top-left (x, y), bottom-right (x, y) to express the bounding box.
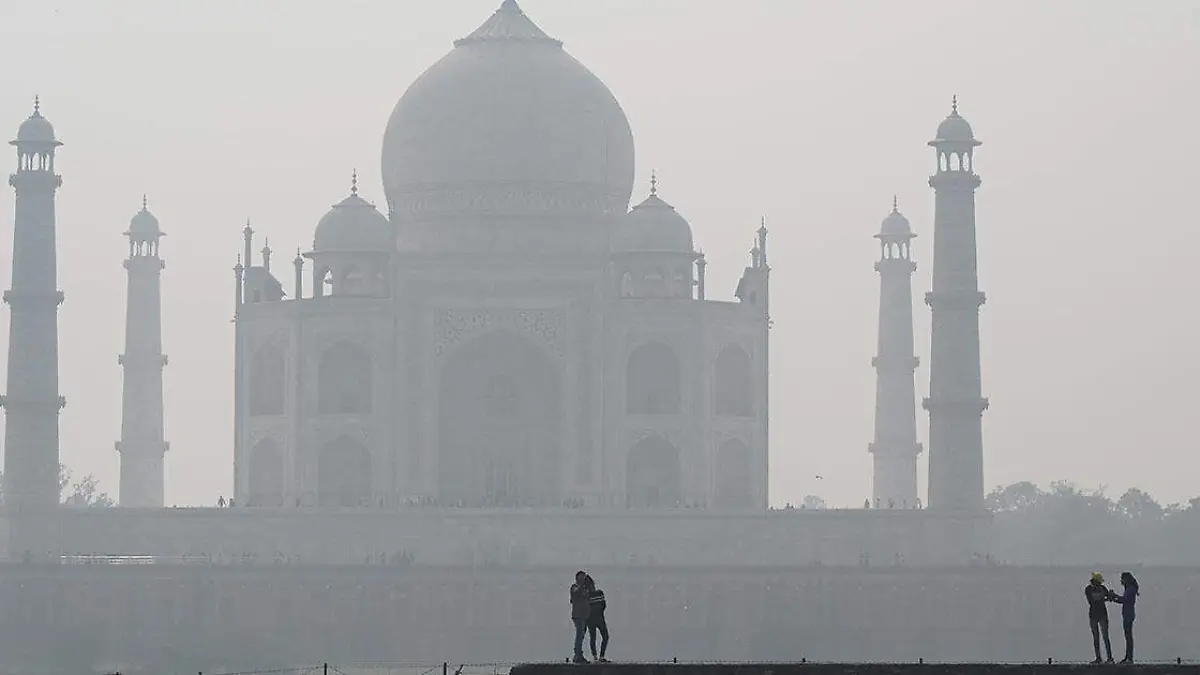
top-left (513, 664), bottom-right (1200, 675)
top-left (2, 507), bottom-right (989, 567)
top-left (0, 563), bottom-right (1195, 673)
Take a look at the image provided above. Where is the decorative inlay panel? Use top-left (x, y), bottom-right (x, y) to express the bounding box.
top-left (434, 308), bottom-right (565, 359)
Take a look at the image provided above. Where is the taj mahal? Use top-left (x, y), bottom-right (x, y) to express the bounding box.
top-left (0, 2), bottom-right (1168, 671)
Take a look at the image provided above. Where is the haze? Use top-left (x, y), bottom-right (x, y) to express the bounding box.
top-left (0, 0), bottom-right (1195, 508)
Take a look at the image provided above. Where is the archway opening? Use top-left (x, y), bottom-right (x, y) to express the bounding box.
top-left (248, 345), bottom-right (286, 416)
top-left (626, 436), bottom-right (681, 508)
top-left (317, 342), bottom-right (372, 414)
top-left (626, 342), bottom-right (682, 414)
top-left (438, 330), bottom-right (561, 507)
top-left (317, 435), bottom-right (371, 507)
top-left (248, 438), bottom-right (284, 507)
top-left (714, 438), bottom-right (753, 510)
top-left (714, 346), bottom-right (753, 417)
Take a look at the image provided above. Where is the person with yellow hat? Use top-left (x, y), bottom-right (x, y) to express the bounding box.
top-left (1085, 572), bottom-right (1117, 663)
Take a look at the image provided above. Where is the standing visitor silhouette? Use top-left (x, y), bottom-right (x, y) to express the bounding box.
top-left (1111, 572), bottom-right (1140, 663)
top-left (585, 574), bottom-right (610, 662)
top-left (1084, 572), bottom-right (1116, 663)
top-left (569, 570), bottom-right (591, 663)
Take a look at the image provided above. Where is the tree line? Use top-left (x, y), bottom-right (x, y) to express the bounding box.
top-left (987, 481), bottom-right (1200, 565)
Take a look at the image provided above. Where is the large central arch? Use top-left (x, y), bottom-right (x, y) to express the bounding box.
top-left (437, 329), bottom-right (562, 507)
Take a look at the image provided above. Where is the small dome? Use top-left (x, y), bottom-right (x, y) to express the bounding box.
top-left (129, 201), bottom-right (162, 240)
top-left (613, 184), bottom-right (693, 253)
top-left (931, 98), bottom-right (979, 145)
top-left (314, 182), bottom-right (392, 253)
top-left (880, 210), bottom-right (911, 236)
top-left (879, 198), bottom-right (911, 237)
top-left (14, 99), bottom-right (58, 145)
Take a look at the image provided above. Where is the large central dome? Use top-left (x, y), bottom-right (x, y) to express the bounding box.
top-left (381, 0), bottom-right (635, 223)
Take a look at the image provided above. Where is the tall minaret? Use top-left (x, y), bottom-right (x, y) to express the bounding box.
top-left (923, 98), bottom-right (988, 511)
top-left (869, 198), bottom-right (921, 508)
top-left (1, 99), bottom-right (65, 509)
top-left (116, 198), bottom-right (168, 507)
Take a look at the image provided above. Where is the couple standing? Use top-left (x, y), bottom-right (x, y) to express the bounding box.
top-left (1085, 571), bottom-right (1140, 664)
top-left (570, 570), bottom-right (610, 664)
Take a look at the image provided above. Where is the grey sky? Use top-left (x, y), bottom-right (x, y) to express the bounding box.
top-left (0, 0), bottom-right (1196, 507)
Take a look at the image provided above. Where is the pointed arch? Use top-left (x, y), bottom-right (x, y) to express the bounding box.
top-left (317, 341), bottom-right (373, 414)
top-left (247, 438), bottom-right (284, 507)
top-left (626, 436), bottom-right (681, 508)
top-left (317, 435), bottom-right (372, 507)
top-left (714, 345), bottom-right (753, 417)
top-left (714, 438), bottom-right (753, 510)
top-left (248, 344), bottom-right (286, 416)
top-left (626, 341), bottom-right (682, 415)
top-left (438, 330), bottom-right (562, 507)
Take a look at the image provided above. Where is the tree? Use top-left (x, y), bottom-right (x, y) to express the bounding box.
top-left (1116, 487), bottom-right (1164, 522)
top-left (801, 495), bottom-right (827, 510)
top-left (985, 481), bottom-right (1043, 513)
top-left (0, 463), bottom-right (114, 507)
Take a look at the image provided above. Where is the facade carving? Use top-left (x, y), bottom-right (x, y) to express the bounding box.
top-left (433, 307), bottom-right (566, 359)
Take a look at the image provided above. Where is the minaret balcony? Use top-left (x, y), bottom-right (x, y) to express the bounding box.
top-left (874, 259), bottom-right (917, 274)
top-left (928, 172), bottom-right (982, 191)
top-left (924, 291), bottom-right (986, 310)
top-left (0, 395), bottom-right (66, 410)
top-left (921, 396), bottom-right (989, 416)
top-left (2, 290), bottom-right (65, 307)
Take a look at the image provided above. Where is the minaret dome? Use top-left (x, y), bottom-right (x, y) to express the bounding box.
top-left (12, 98), bottom-right (60, 147)
top-left (128, 199), bottom-right (163, 243)
top-left (930, 96), bottom-right (980, 148)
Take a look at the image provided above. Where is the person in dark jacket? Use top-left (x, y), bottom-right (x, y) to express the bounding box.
top-left (584, 575), bottom-right (610, 662)
top-left (569, 570), bottom-right (591, 663)
top-left (1111, 572), bottom-right (1140, 663)
top-left (1084, 572), bottom-right (1116, 663)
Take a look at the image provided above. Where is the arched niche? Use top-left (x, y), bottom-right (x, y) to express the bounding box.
top-left (317, 435), bottom-right (372, 507)
top-left (626, 435), bottom-right (681, 508)
top-left (713, 438), bottom-right (753, 510)
top-left (317, 341), bottom-right (372, 415)
top-left (247, 438), bottom-right (284, 507)
top-left (248, 344), bottom-right (286, 416)
top-left (438, 330), bottom-right (562, 507)
top-left (626, 341), bottom-right (682, 415)
top-left (713, 345), bottom-right (753, 417)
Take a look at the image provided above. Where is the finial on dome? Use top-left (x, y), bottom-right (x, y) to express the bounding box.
top-left (33, 95), bottom-right (41, 117)
top-left (650, 170), bottom-right (658, 197)
top-left (892, 195), bottom-right (899, 213)
top-left (951, 95), bottom-right (958, 115)
top-left (351, 169), bottom-right (359, 197)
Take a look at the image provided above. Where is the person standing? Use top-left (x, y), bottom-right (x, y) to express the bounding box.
top-left (1084, 572), bottom-right (1115, 664)
top-left (1112, 572), bottom-right (1140, 663)
top-left (570, 570), bottom-right (592, 663)
top-left (585, 575), bottom-right (610, 662)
